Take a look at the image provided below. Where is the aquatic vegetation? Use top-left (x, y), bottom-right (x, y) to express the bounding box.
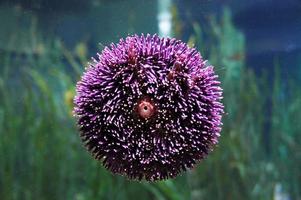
top-left (74, 34), bottom-right (224, 181)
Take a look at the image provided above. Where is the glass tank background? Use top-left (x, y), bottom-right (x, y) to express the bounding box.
top-left (0, 0), bottom-right (300, 199)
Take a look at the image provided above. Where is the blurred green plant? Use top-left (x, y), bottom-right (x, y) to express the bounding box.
top-left (184, 7), bottom-right (300, 200)
top-left (0, 5), bottom-right (300, 200)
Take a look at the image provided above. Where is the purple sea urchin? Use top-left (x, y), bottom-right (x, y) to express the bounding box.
top-left (74, 34), bottom-right (224, 181)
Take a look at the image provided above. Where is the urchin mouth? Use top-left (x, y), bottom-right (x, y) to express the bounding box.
top-left (136, 98), bottom-right (156, 119)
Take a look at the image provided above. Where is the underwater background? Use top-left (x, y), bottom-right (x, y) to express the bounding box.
top-left (0, 0), bottom-right (300, 199)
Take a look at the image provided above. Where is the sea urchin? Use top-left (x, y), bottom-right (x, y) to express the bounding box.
top-left (74, 34), bottom-right (224, 181)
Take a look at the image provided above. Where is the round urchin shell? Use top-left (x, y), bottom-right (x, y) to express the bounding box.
top-left (74, 34), bottom-right (224, 181)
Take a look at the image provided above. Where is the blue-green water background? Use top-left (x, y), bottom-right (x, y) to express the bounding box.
top-left (0, 0), bottom-right (300, 199)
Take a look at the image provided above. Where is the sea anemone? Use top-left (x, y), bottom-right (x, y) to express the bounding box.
top-left (74, 34), bottom-right (224, 181)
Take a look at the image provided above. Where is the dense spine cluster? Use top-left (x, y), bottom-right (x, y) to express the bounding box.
top-left (74, 34), bottom-right (224, 181)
